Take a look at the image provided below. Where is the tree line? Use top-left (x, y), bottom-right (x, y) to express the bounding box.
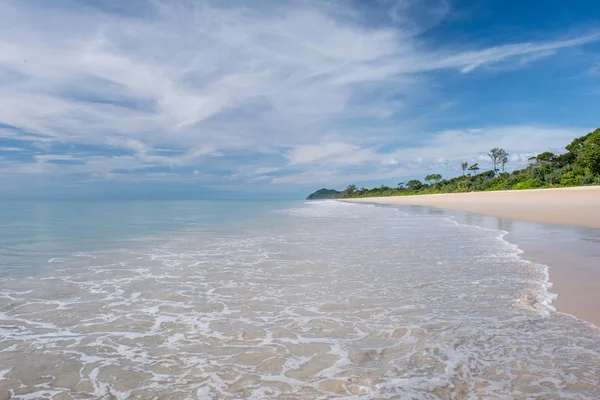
top-left (337, 128), bottom-right (600, 198)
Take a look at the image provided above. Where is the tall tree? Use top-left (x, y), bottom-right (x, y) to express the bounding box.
top-left (340, 184), bottom-right (356, 198)
top-left (488, 148), bottom-right (509, 174)
top-left (461, 161), bottom-right (468, 176)
top-left (566, 133), bottom-right (592, 155)
top-left (488, 148), bottom-right (501, 174)
top-left (580, 128), bottom-right (600, 175)
top-left (500, 149), bottom-right (509, 173)
top-left (424, 174), bottom-right (442, 185)
top-left (468, 163), bottom-right (479, 175)
top-left (535, 152), bottom-right (556, 164)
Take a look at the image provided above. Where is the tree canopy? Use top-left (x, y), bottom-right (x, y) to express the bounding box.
top-left (580, 129), bottom-right (600, 175)
top-left (424, 174), bottom-right (442, 184)
top-left (306, 188), bottom-right (341, 200)
top-left (488, 148), bottom-right (509, 174)
top-left (461, 162), bottom-right (468, 175)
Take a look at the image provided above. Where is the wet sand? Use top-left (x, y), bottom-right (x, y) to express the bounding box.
top-left (342, 186), bottom-right (600, 327)
top-left (452, 211), bottom-right (600, 327)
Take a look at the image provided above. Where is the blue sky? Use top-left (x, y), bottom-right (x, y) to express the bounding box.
top-left (0, 0), bottom-right (599, 199)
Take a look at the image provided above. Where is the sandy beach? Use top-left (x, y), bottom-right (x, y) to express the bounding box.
top-left (342, 186), bottom-right (600, 229)
top-left (343, 186), bottom-right (600, 327)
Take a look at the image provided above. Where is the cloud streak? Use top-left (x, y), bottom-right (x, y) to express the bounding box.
top-left (0, 0), bottom-right (597, 195)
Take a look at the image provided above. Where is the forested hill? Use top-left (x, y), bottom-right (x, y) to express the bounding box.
top-left (306, 188), bottom-right (341, 200)
top-left (307, 128), bottom-right (600, 199)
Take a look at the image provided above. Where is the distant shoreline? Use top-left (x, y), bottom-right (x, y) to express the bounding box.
top-left (342, 186), bottom-right (600, 327)
top-left (341, 186), bottom-right (600, 229)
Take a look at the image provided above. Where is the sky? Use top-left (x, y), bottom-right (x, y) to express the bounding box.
top-left (0, 0), bottom-right (599, 199)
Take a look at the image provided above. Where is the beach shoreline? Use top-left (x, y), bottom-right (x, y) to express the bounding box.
top-left (341, 186), bottom-right (600, 229)
top-left (341, 186), bottom-right (600, 327)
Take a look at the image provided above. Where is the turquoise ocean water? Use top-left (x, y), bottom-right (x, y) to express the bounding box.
top-left (0, 200), bottom-right (598, 399)
top-left (0, 200), bottom-right (287, 277)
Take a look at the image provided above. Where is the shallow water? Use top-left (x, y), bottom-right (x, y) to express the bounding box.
top-left (0, 200), bottom-right (599, 399)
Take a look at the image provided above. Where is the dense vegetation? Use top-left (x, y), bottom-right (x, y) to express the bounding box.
top-left (307, 128), bottom-right (600, 199)
top-left (306, 188), bottom-right (341, 200)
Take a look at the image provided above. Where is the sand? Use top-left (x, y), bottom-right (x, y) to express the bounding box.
top-left (342, 186), bottom-right (600, 327)
top-left (342, 186), bottom-right (600, 229)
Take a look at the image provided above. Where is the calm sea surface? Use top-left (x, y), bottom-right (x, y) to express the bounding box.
top-left (0, 200), bottom-right (598, 399)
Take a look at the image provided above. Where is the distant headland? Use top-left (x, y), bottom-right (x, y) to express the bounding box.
top-left (306, 188), bottom-right (341, 200)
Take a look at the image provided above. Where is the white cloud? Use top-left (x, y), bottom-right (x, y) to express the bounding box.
top-left (287, 142), bottom-right (375, 165)
top-left (438, 33), bottom-right (600, 73)
top-left (381, 157), bottom-right (398, 165)
top-left (271, 125), bottom-right (587, 185)
top-left (252, 167), bottom-right (280, 175)
top-left (34, 154), bottom-right (80, 163)
top-left (0, 0), bottom-right (596, 193)
top-left (393, 126), bottom-right (587, 172)
top-left (271, 166), bottom-right (411, 185)
top-left (0, 147), bottom-right (26, 152)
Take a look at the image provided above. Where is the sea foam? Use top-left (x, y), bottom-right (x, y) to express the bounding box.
top-left (0, 200), bottom-right (599, 399)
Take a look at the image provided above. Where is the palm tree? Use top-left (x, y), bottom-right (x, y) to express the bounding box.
top-left (468, 163), bottom-right (479, 175)
top-left (461, 161), bottom-right (468, 176)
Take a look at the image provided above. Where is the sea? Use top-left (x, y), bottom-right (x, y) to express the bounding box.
top-left (0, 199), bottom-right (599, 399)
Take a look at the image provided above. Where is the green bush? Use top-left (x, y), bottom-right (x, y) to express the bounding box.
top-left (485, 177), bottom-right (508, 191)
top-left (545, 169), bottom-right (563, 185)
top-left (579, 174), bottom-right (596, 185)
top-left (530, 164), bottom-right (553, 181)
top-left (505, 174), bottom-right (526, 186)
top-left (512, 179), bottom-right (543, 190)
top-left (560, 171), bottom-right (582, 186)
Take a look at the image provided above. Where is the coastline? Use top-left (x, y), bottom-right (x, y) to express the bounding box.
top-left (341, 186), bottom-right (600, 229)
top-left (341, 186), bottom-right (600, 327)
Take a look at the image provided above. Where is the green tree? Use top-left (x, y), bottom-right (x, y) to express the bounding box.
top-left (461, 161), bottom-right (468, 176)
top-left (536, 151), bottom-right (556, 164)
top-left (406, 179), bottom-right (423, 191)
top-left (554, 152), bottom-right (576, 167)
top-left (468, 163), bottom-right (479, 175)
top-left (500, 150), bottom-right (509, 173)
top-left (424, 174), bottom-right (442, 185)
top-left (580, 128), bottom-right (600, 175)
top-left (340, 184), bottom-right (357, 198)
top-left (488, 148), bottom-right (509, 174)
top-left (566, 133), bottom-right (591, 155)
